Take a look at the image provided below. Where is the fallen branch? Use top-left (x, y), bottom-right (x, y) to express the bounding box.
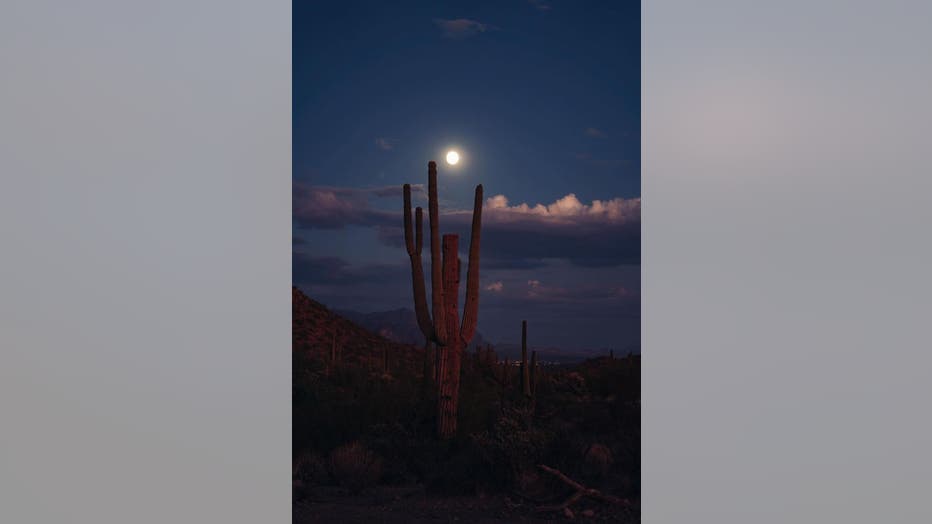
top-left (535, 464), bottom-right (628, 514)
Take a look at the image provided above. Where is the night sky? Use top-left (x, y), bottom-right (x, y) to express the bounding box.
top-left (294, 1), bottom-right (640, 353)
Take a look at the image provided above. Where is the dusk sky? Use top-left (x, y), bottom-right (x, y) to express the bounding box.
top-left (293, 1), bottom-right (640, 352)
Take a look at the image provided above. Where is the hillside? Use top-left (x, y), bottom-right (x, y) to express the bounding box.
top-left (293, 286), bottom-right (421, 372)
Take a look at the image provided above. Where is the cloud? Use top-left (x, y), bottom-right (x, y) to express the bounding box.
top-left (293, 183), bottom-right (424, 229)
top-left (523, 279), bottom-right (637, 302)
top-left (434, 18), bottom-right (497, 39)
top-left (293, 253), bottom-right (408, 286)
top-left (294, 184), bottom-right (640, 266)
top-left (482, 258), bottom-right (549, 270)
top-left (482, 193), bottom-right (639, 225)
top-left (462, 193), bottom-right (640, 266)
top-left (528, 0), bottom-right (552, 11)
top-left (585, 127), bottom-right (607, 138)
top-left (375, 137), bottom-right (396, 151)
top-left (486, 281), bottom-right (504, 292)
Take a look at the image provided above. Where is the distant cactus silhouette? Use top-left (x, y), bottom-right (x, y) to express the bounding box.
top-left (521, 320), bottom-right (531, 397)
top-left (404, 161), bottom-right (483, 438)
top-left (530, 349), bottom-right (539, 398)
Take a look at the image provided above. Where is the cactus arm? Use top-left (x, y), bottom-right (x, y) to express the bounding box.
top-left (459, 184), bottom-right (483, 343)
top-left (403, 184), bottom-right (415, 255)
top-left (404, 185), bottom-right (434, 341)
top-left (428, 162), bottom-right (447, 345)
top-left (437, 233), bottom-right (461, 437)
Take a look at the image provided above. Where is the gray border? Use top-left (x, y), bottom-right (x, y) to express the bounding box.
top-left (643, 1), bottom-right (932, 521)
top-left (5, 1), bottom-right (932, 521)
top-left (0, 2), bottom-right (291, 522)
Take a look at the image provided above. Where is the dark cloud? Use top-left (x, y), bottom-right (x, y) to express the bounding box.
top-left (482, 257), bottom-right (549, 270)
top-left (433, 18), bottom-right (497, 39)
top-left (443, 193), bottom-right (640, 266)
top-left (293, 252), bottom-right (408, 286)
top-left (478, 275), bottom-right (639, 308)
top-left (292, 183), bottom-right (424, 229)
top-left (294, 185), bottom-right (640, 267)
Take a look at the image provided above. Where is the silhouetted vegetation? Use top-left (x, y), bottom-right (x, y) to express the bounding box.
top-left (293, 287), bottom-right (639, 522)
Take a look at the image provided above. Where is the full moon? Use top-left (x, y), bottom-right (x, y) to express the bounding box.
top-left (445, 150), bottom-right (460, 165)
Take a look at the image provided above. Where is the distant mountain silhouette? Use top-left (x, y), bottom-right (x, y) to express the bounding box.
top-left (491, 343), bottom-right (638, 364)
top-left (335, 307), bottom-right (488, 350)
top-left (292, 287), bottom-right (419, 368)
top-left (296, 289), bottom-right (638, 363)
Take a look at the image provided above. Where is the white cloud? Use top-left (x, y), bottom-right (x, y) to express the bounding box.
top-left (486, 281), bottom-right (504, 292)
top-left (483, 193), bottom-right (640, 225)
top-left (375, 137), bottom-right (396, 151)
top-left (434, 18), bottom-right (497, 39)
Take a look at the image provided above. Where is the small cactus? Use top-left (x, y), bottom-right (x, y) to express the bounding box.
top-left (530, 349), bottom-right (539, 398)
top-left (521, 320), bottom-right (531, 397)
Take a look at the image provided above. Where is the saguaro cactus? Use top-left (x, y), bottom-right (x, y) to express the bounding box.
top-left (404, 161), bottom-right (483, 438)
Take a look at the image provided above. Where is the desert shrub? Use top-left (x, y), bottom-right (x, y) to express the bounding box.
top-left (583, 443), bottom-right (614, 479)
top-left (329, 441), bottom-right (383, 493)
top-left (471, 409), bottom-right (554, 489)
top-left (293, 452), bottom-right (329, 485)
top-left (578, 356), bottom-right (640, 401)
top-left (367, 422), bottom-right (426, 485)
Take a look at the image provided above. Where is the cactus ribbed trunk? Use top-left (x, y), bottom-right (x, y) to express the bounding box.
top-left (420, 341), bottom-right (433, 399)
top-left (436, 236), bottom-right (462, 438)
